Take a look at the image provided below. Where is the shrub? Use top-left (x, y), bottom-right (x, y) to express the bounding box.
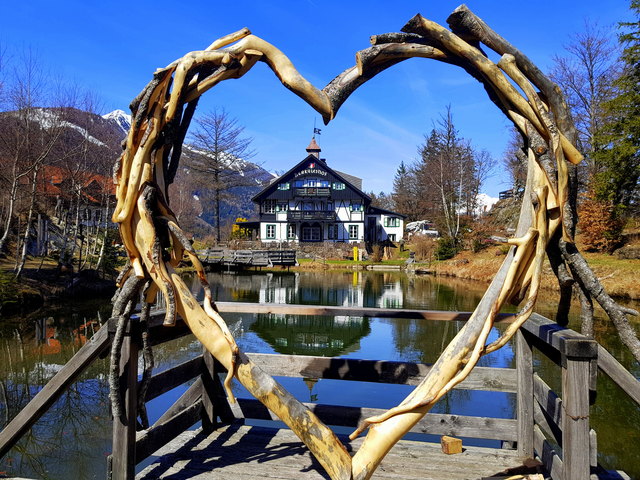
top-left (579, 195), bottom-right (624, 253)
top-left (0, 270), bottom-right (19, 310)
top-left (410, 235), bottom-right (436, 262)
top-left (435, 237), bottom-right (458, 260)
top-left (101, 229), bottom-right (125, 277)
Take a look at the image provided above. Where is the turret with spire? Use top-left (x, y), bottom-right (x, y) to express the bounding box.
top-left (306, 137), bottom-right (321, 159)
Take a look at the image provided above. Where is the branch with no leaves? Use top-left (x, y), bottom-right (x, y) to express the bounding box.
top-left (107, 8), bottom-right (638, 480)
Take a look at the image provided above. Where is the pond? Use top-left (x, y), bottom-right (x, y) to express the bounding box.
top-left (0, 270), bottom-right (638, 479)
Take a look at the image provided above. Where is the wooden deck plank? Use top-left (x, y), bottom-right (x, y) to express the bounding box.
top-left (137, 424), bottom-right (527, 480)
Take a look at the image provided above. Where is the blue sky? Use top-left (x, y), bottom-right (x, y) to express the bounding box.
top-left (0, 1), bottom-right (632, 196)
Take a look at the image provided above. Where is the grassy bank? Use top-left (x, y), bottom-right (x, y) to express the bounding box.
top-left (430, 245), bottom-right (640, 301)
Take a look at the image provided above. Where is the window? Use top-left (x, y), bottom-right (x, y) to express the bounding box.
top-left (388, 234), bottom-right (396, 242)
top-left (263, 200), bottom-right (276, 214)
top-left (277, 182), bottom-right (290, 190)
top-left (333, 182), bottom-right (345, 190)
top-left (349, 225), bottom-right (359, 240)
top-left (276, 203), bottom-right (288, 212)
top-left (326, 201), bottom-right (333, 211)
top-left (295, 178), bottom-right (329, 188)
top-left (384, 217), bottom-right (400, 227)
top-left (266, 224), bottom-right (276, 239)
top-left (350, 203), bottom-right (364, 212)
top-left (328, 224), bottom-right (338, 240)
top-left (287, 224), bottom-right (296, 239)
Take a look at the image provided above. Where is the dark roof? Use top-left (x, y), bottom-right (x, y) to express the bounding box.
top-left (251, 154), bottom-right (372, 203)
top-left (334, 170), bottom-right (362, 190)
top-left (368, 205), bottom-right (407, 218)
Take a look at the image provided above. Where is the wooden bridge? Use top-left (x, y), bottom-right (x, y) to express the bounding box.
top-left (196, 249), bottom-right (297, 269)
top-left (1, 303), bottom-right (637, 479)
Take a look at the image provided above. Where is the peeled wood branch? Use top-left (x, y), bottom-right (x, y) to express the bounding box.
top-left (559, 240), bottom-right (640, 362)
top-left (109, 10), bottom-right (628, 480)
top-left (402, 14), bottom-right (582, 166)
top-left (446, 4), bottom-right (579, 145)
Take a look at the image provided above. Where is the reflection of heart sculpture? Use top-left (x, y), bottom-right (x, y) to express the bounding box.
top-left (109, 6), bottom-right (583, 480)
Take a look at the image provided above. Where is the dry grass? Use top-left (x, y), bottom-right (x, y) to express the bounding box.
top-left (431, 241), bottom-right (640, 300)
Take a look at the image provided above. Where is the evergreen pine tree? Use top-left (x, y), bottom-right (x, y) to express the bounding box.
top-left (391, 161), bottom-right (415, 220)
top-left (594, 1), bottom-right (640, 207)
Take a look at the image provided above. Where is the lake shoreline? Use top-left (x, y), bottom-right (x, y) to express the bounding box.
top-left (3, 244), bottom-right (638, 318)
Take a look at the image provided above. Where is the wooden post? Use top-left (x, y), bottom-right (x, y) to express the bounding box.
top-left (516, 330), bottom-right (534, 458)
top-left (201, 350), bottom-right (235, 433)
top-left (110, 324), bottom-right (139, 480)
top-left (561, 355), bottom-right (591, 480)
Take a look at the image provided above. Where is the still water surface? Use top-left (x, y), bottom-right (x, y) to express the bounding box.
top-left (0, 271), bottom-right (638, 479)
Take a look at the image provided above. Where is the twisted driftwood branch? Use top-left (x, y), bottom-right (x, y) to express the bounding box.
top-left (108, 6), bottom-right (638, 480)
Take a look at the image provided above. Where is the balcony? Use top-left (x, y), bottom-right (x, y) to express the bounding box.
top-left (294, 187), bottom-right (330, 197)
top-left (287, 211), bottom-right (336, 221)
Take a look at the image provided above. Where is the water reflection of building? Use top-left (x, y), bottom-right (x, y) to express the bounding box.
top-left (256, 271), bottom-right (406, 311)
top-left (34, 317), bottom-right (62, 355)
top-left (257, 273), bottom-right (300, 304)
top-left (250, 314), bottom-right (371, 357)
top-left (377, 278), bottom-right (404, 309)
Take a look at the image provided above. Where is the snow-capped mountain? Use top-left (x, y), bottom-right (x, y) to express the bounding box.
top-left (476, 193), bottom-right (499, 214)
top-left (102, 109), bottom-right (132, 135)
top-left (100, 107), bottom-right (274, 224)
top-left (0, 104), bottom-right (272, 228)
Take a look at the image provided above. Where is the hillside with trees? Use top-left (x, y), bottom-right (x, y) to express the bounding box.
top-left (0, 54), bottom-right (271, 306)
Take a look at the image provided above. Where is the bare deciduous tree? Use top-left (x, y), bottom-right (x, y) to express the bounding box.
top-left (415, 106), bottom-right (492, 240)
top-left (186, 108), bottom-right (258, 243)
top-left (502, 128), bottom-right (528, 196)
top-left (0, 50), bottom-right (67, 265)
top-left (550, 21), bottom-right (621, 181)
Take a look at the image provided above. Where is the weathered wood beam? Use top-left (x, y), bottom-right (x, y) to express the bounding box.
top-left (236, 398), bottom-right (518, 442)
top-left (245, 353), bottom-right (517, 392)
top-left (140, 356), bottom-right (203, 402)
top-left (0, 326), bottom-right (110, 459)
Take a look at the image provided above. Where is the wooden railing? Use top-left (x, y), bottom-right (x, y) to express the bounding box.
top-left (196, 249), bottom-right (297, 267)
top-left (287, 210), bottom-right (336, 221)
top-left (293, 187), bottom-right (331, 197)
top-left (516, 313), bottom-right (599, 479)
top-left (1, 303), bottom-right (637, 480)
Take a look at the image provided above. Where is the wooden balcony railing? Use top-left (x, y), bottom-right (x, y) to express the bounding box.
top-left (287, 211), bottom-right (336, 221)
top-left (293, 187), bottom-right (330, 197)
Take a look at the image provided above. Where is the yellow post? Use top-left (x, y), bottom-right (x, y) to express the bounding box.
top-left (353, 246), bottom-right (358, 262)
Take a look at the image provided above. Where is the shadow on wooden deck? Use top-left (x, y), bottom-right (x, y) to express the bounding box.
top-left (137, 423), bottom-right (531, 480)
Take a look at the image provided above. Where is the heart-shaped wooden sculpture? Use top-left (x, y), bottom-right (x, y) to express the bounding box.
top-left (109, 5), bottom-right (583, 480)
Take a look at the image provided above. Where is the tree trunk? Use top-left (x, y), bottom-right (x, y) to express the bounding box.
top-left (215, 172), bottom-right (221, 243)
top-left (0, 182), bottom-right (18, 253)
top-left (95, 199), bottom-right (111, 273)
top-left (16, 167), bottom-right (40, 278)
top-left (68, 190), bottom-right (82, 270)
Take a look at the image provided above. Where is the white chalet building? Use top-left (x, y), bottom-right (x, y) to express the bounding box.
top-left (252, 139), bottom-right (405, 244)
